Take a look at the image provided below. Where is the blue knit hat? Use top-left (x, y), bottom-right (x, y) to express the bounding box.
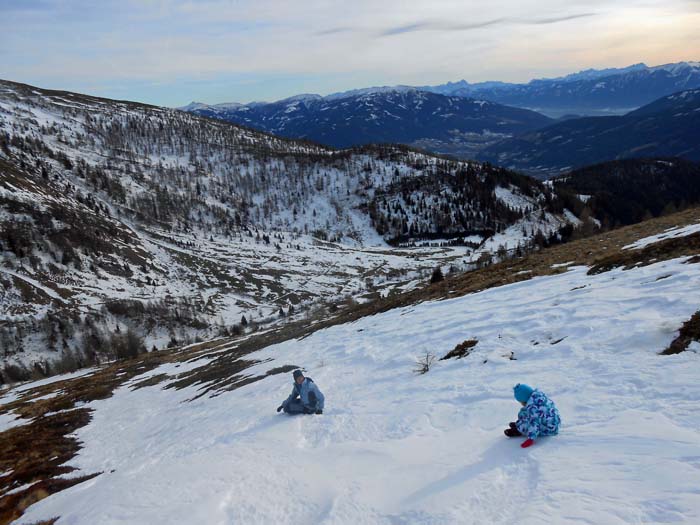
top-left (514, 383), bottom-right (534, 403)
top-left (293, 369), bottom-right (304, 380)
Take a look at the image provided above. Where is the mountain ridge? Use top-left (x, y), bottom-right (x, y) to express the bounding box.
top-left (180, 61), bottom-right (700, 163)
top-left (184, 89), bottom-right (552, 159)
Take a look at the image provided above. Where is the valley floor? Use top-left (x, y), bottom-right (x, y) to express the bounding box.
top-left (10, 226), bottom-right (700, 524)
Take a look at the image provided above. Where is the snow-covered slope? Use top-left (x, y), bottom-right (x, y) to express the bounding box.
top-left (7, 214), bottom-right (700, 524)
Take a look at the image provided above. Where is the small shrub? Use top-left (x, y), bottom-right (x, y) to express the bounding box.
top-left (110, 329), bottom-right (146, 359)
top-left (311, 229), bottom-right (328, 241)
top-left (0, 362), bottom-right (32, 384)
top-left (104, 299), bottom-right (145, 318)
top-left (413, 351), bottom-right (436, 375)
top-left (50, 348), bottom-right (81, 375)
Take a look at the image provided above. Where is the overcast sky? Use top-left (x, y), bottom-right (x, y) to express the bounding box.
top-left (1, 0), bottom-right (698, 106)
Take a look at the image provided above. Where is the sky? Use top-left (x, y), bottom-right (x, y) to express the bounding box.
top-left (1, 0), bottom-right (699, 107)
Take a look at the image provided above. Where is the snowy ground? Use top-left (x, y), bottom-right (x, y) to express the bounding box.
top-left (11, 227), bottom-right (700, 524)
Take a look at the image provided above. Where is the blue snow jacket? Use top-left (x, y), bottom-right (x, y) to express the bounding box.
top-left (516, 389), bottom-right (561, 440)
top-left (283, 378), bottom-right (325, 411)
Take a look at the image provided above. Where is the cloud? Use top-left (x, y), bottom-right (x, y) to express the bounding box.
top-left (379, 18), bottom-right (507, 36)
top-left (531, 13), bottom-right (598, 24)
top-left (378, 13), bottom-right (598, 37)
top-left (314, 27), bottom-right (354, 36)
top-left (450, 19), bottom-right (511, 30)
top-left (380, 22), bottom-right (433, 36)
top-left (2, 0), bottom-right (696, 106)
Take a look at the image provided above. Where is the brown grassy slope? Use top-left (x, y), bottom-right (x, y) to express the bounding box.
top-left (589, 231), bottom-right (700, 274)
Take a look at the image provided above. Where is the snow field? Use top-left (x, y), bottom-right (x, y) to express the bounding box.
top-left (17, 252), bottom-right (700, 524)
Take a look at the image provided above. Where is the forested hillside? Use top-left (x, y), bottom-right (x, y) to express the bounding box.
top-left (552, 158), bottom-right (700, 229)
top-left (0, 80), bottom-right (578, 379)
top-left (480, 89), bottom-right (700, 177)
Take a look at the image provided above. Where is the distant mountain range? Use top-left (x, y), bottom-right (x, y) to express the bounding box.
top-left (186, 89), bottom-right (552, 158)
top-left (422, 61), bottom-right (700, 117)
top-left (183, 60), bottom-right (700, 120)
top-left (4, 76), bottom-right (700, 379)
top-left (479, 88), bottom-right (700, 177)
top-left (181, 61), bottom-right (700, 177)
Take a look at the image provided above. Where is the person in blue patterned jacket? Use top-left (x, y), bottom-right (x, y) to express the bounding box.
top-left (504, 383), bottom-right (561, 448)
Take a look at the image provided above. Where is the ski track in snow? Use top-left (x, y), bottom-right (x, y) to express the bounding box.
top-left (16, 257), bottom-right (700, 524)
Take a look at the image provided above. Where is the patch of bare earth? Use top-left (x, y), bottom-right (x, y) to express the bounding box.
top-left (662, 311), bottom-right (700, 355)
top-left (441, 339), bottom-right (479, 360)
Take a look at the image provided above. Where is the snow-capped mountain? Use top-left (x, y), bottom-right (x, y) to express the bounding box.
top-left (479, 88), bottom-right (700, 177)
top-left (181, 61), bottom-right (699, 159)
top-left (543, 62), bottom-right (650, 83)
top-left (184, 89), bottom-right (552, 159)
top-left (428, 61), bottom-right (700, 117)
top-left (0, 79), bottom-right (577, 378)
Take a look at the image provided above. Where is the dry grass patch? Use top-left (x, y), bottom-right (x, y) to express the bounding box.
top-left (441, 339), bottom-right (479, 360)
top-left (662, 311), bottom-right (700, 355)
top-left (0, 408), bottom-right (98, 525)
top-left (0, 341), bottom-right (234, 524)
top-left (589, 232), bottom-right (700, 275)
top-left (0, 329), bottom-right (305, 522)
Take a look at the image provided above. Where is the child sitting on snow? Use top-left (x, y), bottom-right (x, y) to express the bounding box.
top-left (504, 383), bottom-right (561, 448)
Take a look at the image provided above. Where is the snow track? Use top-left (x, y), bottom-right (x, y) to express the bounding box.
top-left (18, 256), bottom-right (700, 524)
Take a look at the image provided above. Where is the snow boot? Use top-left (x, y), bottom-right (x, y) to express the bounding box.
top-left (504, 423), bottom-right (522, 437)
